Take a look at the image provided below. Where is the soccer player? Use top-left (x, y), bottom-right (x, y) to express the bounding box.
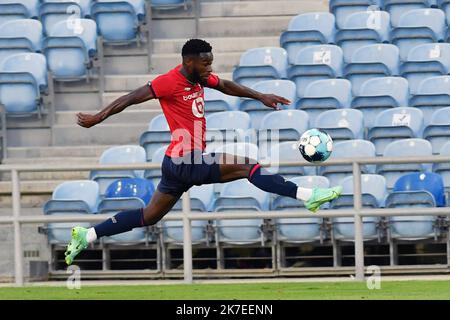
top-left (65, 39), bottom-right (342, 265)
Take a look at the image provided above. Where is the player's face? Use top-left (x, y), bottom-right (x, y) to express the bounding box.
top-left (193, 53), bottom-right (213, 84)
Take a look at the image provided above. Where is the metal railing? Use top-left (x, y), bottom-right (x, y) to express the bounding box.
top-left (1, 155), bottom-right (450, 286)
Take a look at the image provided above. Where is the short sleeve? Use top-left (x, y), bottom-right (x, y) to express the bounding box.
top-left (149, 74), bottom-right (174, 99)
top-left (205, 73), bottom-right (220, 88)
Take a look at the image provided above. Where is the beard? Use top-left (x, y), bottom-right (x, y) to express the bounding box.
top-left (192, 69), bottom-right (205, 85)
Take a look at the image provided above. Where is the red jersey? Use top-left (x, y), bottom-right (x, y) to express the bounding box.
top-left (149, 64), bottom-right (220, 157)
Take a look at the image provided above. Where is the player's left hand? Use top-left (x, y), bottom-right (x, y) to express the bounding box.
top-left (259, 94), bottom-right (291, 110)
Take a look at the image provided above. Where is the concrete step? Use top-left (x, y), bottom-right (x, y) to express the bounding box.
top-left (198, 16), bottom-right (294, 37)
top-left (200, 0), bottom-right (328, 18)
top-left (55, 109), bottom-right (161, 125)
top-left (153, 36), bottom-right (279, 54)
top-left (55, 92), bottom-right (101, 111)
top-left (104, 55), bottom-right (150, 75)
top-left (104, 73), bottom-right (232, 92)
top-left (6, 145), bottom-right (116, 159)
top-left (52, 123), bottom-right (147, 146)
top-left (6, 128), bottom-right (51, 148)
top-left (151, 51), bottom-right (241, 74)
top-left (0, 179), bottom-right (64, 194)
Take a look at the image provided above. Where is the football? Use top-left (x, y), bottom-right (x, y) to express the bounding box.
top-left (298, 128), bottom-right (333, 163)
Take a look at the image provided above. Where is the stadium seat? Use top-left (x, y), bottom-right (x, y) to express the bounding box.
top-left (377, 138), bottom-right (433, 189)
top-left (390, 9), bottom-right (446, 61)
top-left (433, 141), bottom-right (450, 191)
top-left (351, 76), bottom-right (410, 128)
top-left (43, 180), bottom-right (99, 243)
top-left (258, 109), bottom-right (309, 155)
top-left (99, 178), bottom-right (155, 243)
top-left (315, 109), bottom-right (364, 142)
top-left (335, 10), bottom-right (391, 62)
top-left (90, 145), bottom-right (147, 195)
top-left (386, 172), bottom-right (444, 239)
top-left (265, 141), bottom-right (313, 178)
top-left (91, 0), bottom-right (146, 44)
top-left (273, 176), bottom-right (329, 243)
top-left (139, 114), bottom-right (170, 161)
top-left (344, 44), bottom-right (400, 96)
top-left (329, 0), bottom-right (379, 29)
top-left (205, 111), bottom-right (250, 152)
top-left (296, 79), bottom-right (352, 125)
top-left (0, 3), bottom-right (31, 27)
top-left (214, 179), bottom-right (269, 244)
top-left (214, 142), bottom-right (259, 162)
top-left (232, 47), bottom-right (288, 87)
top-left (280, 12), bottom-right (336, 65)
top-left (39, 2), bottom-right (82, 35)
top-left (410, 75), bottom-right (450, 125)
top-left (287, 45), bottom-right (344, 98)
top-left (331, 174), bottom-right (387, 240)
top-left (384, 0), bottom-right (433, 27)
top-left (423, 107), bottom-right (450, 154)
top-left (143, 144), bottom-right (167, 184)
top-left (43, 19), bottom-right (97, 81)
top-left (318, 139), bottom-right (376, 186)
top-left (400, 43), bottom-right (450, 96)
top-left (240, 80), bottom-right (295, 129)
top-left (204, 87), bottom-right (239, 113)
top-left (368, 107), bottom-right (424, 155)
top-left (0, 52), bottom-right (48, 116)
top-left (163, 184), bottom-right (214, 244)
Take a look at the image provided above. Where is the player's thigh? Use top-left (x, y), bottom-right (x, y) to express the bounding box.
top-left (142, 189), bottom-right (180, 225)
top-left (216, 152), bottom-right (257, 182)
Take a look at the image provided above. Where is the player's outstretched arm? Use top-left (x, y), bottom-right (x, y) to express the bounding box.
top-left (215, 79), bottom-right (291, 110)
top-left (76, 84), bottom-right (155, 128)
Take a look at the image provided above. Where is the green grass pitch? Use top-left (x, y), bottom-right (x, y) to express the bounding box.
top-left (0, 280), bottom-right (449, 299)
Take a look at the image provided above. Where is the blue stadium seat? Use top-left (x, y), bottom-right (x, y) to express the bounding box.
top-left (0, 3), bottom-right (31, 27)
top-left (296, 79), bottom-right (352, 125)
top-left (39, 2), bottom-right (83, 35)
top-left (335, 10), bottom-right (391, 62)
top-left (90, 145), bottom-right (147, 195)
top-left (438, 1), bottom-right (450, 38)
top-left (240, 80), bottom-right (295, 129)
top-left (43, 19), bottom-right (97, 81)
top-left (385, 0), bottom-right (433, 27)
top-left (232, 47), bottom-right (288, 87)
top-left (91, 0), bottom-right (146, 44)
top-left (352, 76), bottom-right (409, 128)
top-left (287, 45), bottom-right (344, 98)
top-left (0, 52), bottom-right (48, 116)
top-left (0, 0), bottom-right (39, 23)
top-left (99, 178), bottom-right (155, 243)
top-left (280, 12), bottom-right (336, 64)
top-left (390, 9), bottom-right (446, 61)
top-left (344, 44), bottom-right (400, 96)
top-left (368, 107), bottom-right (424, 155)
top-left (315, 109), bottom-right (364, 142)
top-left (205, 111), bottom-right (250, 152)
top-left (214, 179), bottom-right (269, 244)
top-left (331, 174), bottom-right (387, 240)
top-left (273, 176), bottom-right (329, 243)
top-left (386, 172), bottom-right (443, 239)
top-left (377, 138), bottom-right (433, 189)
top-left (400, 43), bottom-right (450, 96)
top-left (43, 180), bottom-right (99, 243)
top-left (433, 141), bottom-right (450, 191)
top-left (163, 184), bottom-right (214, 244)
top-left (43, 0), bottom-right (93, 18)
top-left (204, 87), bottom-right (239, 113)
top-left (143, 144), bottom-right (167, 184)
top-left (423, 107), bottom-right (450, 154)
top-left (139, 114), bottom-right (170, 161)
top-left (0, 18), bottom-right (43, 51)
top-left (330, 0), bottom-right (380, 29)
top-left (318, 139), bottom-right (376, 186)
top-left (410, 75), bottom-right (450, 125)
top-left (265, 141), bottom-right (313, 178)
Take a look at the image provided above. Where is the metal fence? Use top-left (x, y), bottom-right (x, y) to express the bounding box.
top-left (1, 155), bottom-right (450, 286)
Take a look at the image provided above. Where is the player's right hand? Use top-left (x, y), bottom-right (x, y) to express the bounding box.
top-left (76, 112), bottom-right (101, 128)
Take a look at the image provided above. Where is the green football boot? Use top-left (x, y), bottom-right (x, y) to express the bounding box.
top-left (304, 186), bottom-right (343, 213)
top-left (65, 226), bottom-right (89, 265)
